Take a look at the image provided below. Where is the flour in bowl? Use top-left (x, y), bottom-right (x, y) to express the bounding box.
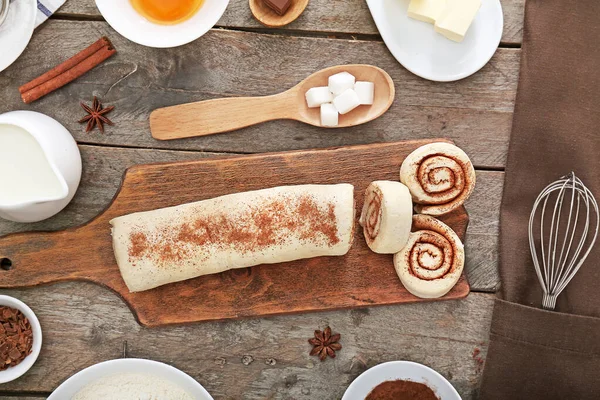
top-left (72, 373), bottom-right (194, 400)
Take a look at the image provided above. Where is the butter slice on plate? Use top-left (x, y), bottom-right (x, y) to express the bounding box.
top-left (434, 0), bottom-right (482, 42)
top-left (407, 0), bottom-right (446, 24)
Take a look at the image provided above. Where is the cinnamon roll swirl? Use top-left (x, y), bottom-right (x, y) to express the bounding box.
top-left (359, 181), bottom-right (413, 254)
top-left (400, 142), bottom-right (476, 216)
top-left (393, 214), bottom-right (464, 299)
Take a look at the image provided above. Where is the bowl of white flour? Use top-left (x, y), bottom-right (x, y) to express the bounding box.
top-left (48, 358), bottom-right (213, 400)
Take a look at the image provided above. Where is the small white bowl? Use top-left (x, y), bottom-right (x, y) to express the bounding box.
top-left (342, 361), bottom-right (461, 400)
top-left (0, 295), bottom-right (42, 384)
top-left (95, 0), bottom-right (229, 48)
top-left (48, 358), bottom-right (213, 399)
top-left (366, 0), bottom-right (503, 82)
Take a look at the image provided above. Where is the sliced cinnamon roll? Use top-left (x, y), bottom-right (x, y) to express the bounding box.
top-left (359, 181), bottom-right (413, 254)
top-left (400, 142), bottom-right (476, 216)
top-left (394, 214), bottom-right (464, 299)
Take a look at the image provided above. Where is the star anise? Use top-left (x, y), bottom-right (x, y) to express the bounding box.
top-left (309, 326), bottom-right (341, 361)
top-left (79, 96), bottom-right (114, 133)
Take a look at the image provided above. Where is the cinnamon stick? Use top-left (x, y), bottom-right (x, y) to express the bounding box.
top-left (19, 37), bottom-right (116, 104)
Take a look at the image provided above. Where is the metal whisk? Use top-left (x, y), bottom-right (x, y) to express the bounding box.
top-left (528, 172), bottom-right (599, 310)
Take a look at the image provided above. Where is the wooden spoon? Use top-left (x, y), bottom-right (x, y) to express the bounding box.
top-left (150, 64), bottom-right (395, 141)
top-left (249, 0), bottom-right (309, 28)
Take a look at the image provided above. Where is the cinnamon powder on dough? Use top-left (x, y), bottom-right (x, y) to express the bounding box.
top-left (127, 194), bottom-right (340, 266)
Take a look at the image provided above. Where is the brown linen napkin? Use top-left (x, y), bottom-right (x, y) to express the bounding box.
top-left (479, 0), bottom-right (600, 398)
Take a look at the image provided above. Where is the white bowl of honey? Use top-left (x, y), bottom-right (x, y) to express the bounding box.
top-left (95, 0), bottom-right (229, 48)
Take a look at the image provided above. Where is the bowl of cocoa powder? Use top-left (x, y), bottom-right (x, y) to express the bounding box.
top-left (0, 295), bottom-right (42, 383)
top-left (342, 361), bottom-right (461, 400)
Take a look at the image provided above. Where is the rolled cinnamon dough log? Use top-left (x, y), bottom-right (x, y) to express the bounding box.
top-left (110, 184), bottom-right (355, 292)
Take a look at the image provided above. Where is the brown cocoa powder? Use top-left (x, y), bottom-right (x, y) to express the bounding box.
top-left (365, 380), bottom-right (439, 400)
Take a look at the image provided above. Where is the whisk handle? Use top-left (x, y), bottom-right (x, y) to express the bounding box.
top-left (542, 294), bottom-right (558, 310)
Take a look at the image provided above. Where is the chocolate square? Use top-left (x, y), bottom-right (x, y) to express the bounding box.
top-left (262, 0), bottom-right (292, 15)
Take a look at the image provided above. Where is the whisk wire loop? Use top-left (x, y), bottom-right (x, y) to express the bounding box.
top-left (528, 172), bottom-right (599, 310)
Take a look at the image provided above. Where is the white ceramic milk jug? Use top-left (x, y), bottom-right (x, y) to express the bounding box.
top-left (0, 111), bottom-right (82, 223)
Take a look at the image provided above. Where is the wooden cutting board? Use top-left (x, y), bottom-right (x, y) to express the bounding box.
top-left (0, 139), bottom-right (469, 327)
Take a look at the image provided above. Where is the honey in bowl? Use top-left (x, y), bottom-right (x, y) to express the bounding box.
top-left (130, 0), bottom-right (205, 25)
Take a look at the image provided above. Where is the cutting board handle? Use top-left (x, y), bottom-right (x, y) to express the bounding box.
top-left (0, 227), bottom-right (105, 288)
top-left (150, 91), bottom-right (297, 140)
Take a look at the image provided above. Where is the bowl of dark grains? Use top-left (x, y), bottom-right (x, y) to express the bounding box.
top-left (0, 295), bottom-right (41, 383)
top-left (342, 361), bottom-right (461, 400)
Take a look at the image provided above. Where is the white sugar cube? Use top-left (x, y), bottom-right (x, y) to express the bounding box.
top-left (320, 103), bottom-right (339, 127)
top-left (328, 72), bottom-right (356, 96)
top-left (305, 87), bottom-right (333, 108)
top-left (333, 88), bottom-right (361, 115)
top-left (354, 81), bottom-right (375, 105)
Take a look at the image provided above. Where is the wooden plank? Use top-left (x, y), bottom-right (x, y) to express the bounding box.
top-left (0, 21), bottom-right (518, 169)
top-left (464, 171), bottom-right (502, 293)
top-left (0, 140), bottom-right (470, 327)
top-left (0, 282), bottom-right (494, 399)
top-left (0, 145), bottom-right (501, 293)
top-left (57, 0), bottom-right (525, 45)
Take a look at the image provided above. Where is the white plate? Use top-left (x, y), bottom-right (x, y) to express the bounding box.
top-left (0, 0), bottom-right (37, 73)
top-left (0, 295), bottom-right (43, 384)
top-left (342, 361), bottom-right (461, 400)
top-left (366, 0), bottom-right (503, 82)
top-left (95, 0), bottom-right (229, 48)
top-left (48, 358), bottom-right (213, 399)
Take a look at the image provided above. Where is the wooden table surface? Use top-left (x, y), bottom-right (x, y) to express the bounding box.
top-left (0, 0), bottom-right (522, 398)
